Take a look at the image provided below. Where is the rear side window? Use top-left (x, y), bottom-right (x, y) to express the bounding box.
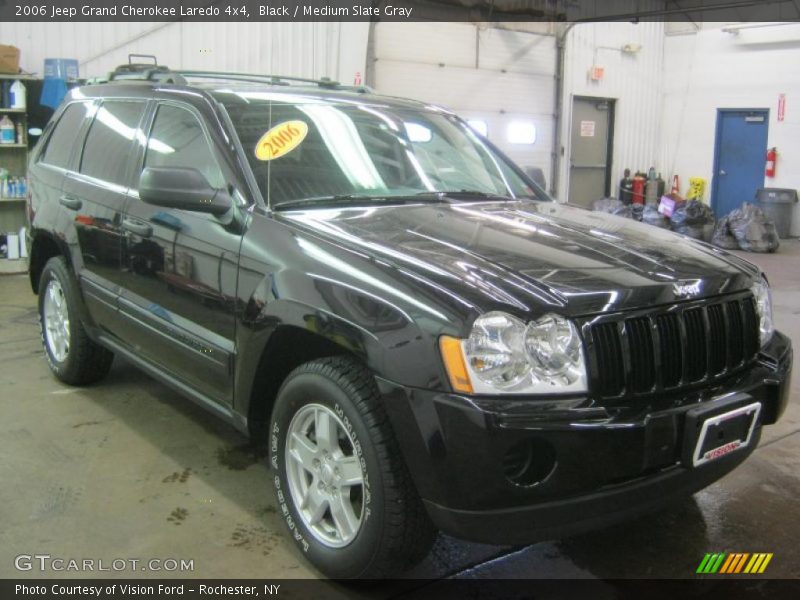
top-left (80, 100), bottom-right (146, 187)
top-left (41, 102), bottom-right (89, 168)
top-left (144, 104), bottom-right (224, 189)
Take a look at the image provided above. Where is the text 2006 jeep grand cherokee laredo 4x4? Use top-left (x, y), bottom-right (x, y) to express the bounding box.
top-left (26, 64), bottom-right (792, 578)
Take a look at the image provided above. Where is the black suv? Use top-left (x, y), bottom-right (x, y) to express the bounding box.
top-left (27, 66), bottom-right (792, 578)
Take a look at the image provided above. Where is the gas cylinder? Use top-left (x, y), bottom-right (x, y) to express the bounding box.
top-left (632, 172), bottom-right (646, 205)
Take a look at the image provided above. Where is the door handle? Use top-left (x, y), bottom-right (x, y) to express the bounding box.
top-left (123, 218), bottom-right (153, 238)
top-left (59, 195), bottom-right (82, 210)
top-left (719, 170), bottom-right (727, 176)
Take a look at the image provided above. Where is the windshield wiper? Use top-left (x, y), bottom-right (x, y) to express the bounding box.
top-left (416, 190), bottom-right (516, 201)
top-left (273, 194), bottom-right (440, 210)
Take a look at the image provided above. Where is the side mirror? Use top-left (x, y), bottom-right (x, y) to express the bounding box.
top-left (139, 167), bottom-right (232, 216)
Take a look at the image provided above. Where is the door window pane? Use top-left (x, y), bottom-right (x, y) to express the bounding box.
top-left (144, 104), bottom-right (224, 189)
top-left (41, 102), bottom-right (90, 168)
top-left (80, 101), bottom-right (145, 186)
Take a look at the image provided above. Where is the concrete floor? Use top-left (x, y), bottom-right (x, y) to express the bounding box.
top-left (1, 242), bottom-right (798, 582)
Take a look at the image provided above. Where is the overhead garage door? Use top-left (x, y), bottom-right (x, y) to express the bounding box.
top-left (370, 22), bottom-right (556, 191)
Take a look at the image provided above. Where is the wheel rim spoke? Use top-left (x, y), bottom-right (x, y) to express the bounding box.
top-left (336, 456), bottom-right (363, 487)
top-left (314, 408), bottom-right (335, 453)
top-left (303, 488), bottom-right (328, 526)
top-left (289, 432), bottom-right (318, 472)
top-left (329, 494), bottom-right (359, 541)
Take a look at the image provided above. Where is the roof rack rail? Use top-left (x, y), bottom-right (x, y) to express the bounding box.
top-left (175, 70), bottom-right (341, 88)
top-left (89, 59), bottom-right (370, 92)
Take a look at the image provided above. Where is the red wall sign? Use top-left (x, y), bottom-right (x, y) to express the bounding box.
top-left (778, 93), bottom-right (786, 122)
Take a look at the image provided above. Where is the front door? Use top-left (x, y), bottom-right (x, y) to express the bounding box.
top-left (118, 101), bottom-right (241, 406)
top-left (568, 96), bottom-right (614, 208)
top-left (711, 109), bottom-right (769, 217)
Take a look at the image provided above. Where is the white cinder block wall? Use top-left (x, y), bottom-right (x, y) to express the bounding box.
top-left (661, 22), bottom-right (800, 236)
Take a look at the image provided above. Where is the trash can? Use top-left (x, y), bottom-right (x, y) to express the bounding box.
top-left (756, 188), bottom-right (798, 239)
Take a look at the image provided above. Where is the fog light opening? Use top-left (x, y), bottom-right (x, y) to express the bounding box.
top-left (503, 439), bottom-right (556, 487)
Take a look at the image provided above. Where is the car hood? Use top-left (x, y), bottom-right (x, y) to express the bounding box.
top-left (279, 200), bottom-right (757, 318)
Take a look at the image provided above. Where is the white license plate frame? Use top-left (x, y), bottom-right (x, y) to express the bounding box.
top-left (692, 402), bottom-right (761, 467)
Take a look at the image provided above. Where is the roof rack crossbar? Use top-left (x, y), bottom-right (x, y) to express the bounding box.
top-left (175, 70), bottom-right (341, 88)
top-left (128, 54), bottom-right (158, 66)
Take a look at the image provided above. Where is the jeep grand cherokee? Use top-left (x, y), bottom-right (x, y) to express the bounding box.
top-left (26, 67), bottom-right (792, 578)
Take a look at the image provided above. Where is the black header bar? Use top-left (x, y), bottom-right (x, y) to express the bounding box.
top-left (1, 0), bottom-right (800, 22)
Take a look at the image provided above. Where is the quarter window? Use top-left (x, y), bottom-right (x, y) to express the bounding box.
top-left (144, 104), bottom-right (224, 189)
top-left (80, 100), bottom-right (146, 186)
top-left (41, 102), bottom-right (90, 169)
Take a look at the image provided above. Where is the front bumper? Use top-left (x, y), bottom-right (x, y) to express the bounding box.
top-left (378, 331), bottom-right (792, 545)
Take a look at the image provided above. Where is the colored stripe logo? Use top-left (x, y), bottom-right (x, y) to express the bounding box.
top-left (697, 553), bottom-right (773, 574)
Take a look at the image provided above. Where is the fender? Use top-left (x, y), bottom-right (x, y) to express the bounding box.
top-left (232, 267), bottom-right (452, 431)
top-left (28, 229), bottom-right (98, 335)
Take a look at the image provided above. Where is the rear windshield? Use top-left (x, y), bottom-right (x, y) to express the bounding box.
top-left (216, 90), bottom-right (549, 207)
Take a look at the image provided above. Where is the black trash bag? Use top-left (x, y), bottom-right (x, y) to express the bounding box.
top-left (728, 203), bottom-right (780, 253)
top-left (670, 199), bottom-right (715, 241)
top-left (630, 203), bottom-right (644, 222)
top-left (592, 197), bottom-right (633, 219)
top-left (711, 216), bottom-right (739, 250)
top-left (642, 203), bottom-right (670, 228)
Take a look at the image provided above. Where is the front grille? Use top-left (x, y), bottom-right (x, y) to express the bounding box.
top-left (587, 294), bottom-right (760, 398)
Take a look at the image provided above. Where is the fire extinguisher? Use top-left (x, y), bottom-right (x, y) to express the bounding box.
top-left (766, 147), bottom-right (777, 178)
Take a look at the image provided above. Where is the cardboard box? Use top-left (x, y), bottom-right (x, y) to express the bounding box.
top-left (0, 45), bottom-right (20, 74)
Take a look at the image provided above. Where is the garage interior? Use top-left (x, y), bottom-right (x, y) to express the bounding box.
top-left (1, 0), bottom-right (800, 583)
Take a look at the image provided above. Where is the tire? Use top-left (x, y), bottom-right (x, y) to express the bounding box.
top-left (38, 256), bottom-right (114, 385)
top-left (270, 357), bottom-right (436, 578)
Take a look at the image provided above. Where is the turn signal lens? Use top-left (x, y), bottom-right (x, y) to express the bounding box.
top-left (439, 335), bottom-right (474, 394)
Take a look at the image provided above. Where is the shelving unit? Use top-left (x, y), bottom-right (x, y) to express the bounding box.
top-left (0, 74), bottom-right (35, 274)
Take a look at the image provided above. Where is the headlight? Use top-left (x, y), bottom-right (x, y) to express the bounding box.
top-left (751, 276), bottom-right (774, 346)
top-left (439, 311), bottom-right (588, 395)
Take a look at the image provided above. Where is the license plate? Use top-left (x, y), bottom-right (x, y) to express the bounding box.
top-left (691, 402), bottom-right (761, 467)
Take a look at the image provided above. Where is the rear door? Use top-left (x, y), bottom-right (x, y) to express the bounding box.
top-left (117, 101), bottom-right (241, 406)
top-left (61, 99), bottom-right (147, 335)
top-left (28, 100), bottom-right (93, 249)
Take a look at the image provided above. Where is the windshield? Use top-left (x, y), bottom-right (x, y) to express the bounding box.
top-left (217, 90), bottom-right (550, 207)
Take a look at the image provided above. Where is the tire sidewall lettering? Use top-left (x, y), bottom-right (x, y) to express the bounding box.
top-left (271, 422), bottom-right (310, 553)
top-left (334, 402), bottom-right (371, 521)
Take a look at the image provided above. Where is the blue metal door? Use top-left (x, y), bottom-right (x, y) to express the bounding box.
top-left (711, 109), bottom-right (769, 217)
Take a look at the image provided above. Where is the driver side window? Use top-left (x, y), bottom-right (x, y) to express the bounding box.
top-left (145, 104), bottom-right (225, 189)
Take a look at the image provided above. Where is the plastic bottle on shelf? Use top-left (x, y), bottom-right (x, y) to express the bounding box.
top-left (0, 115), bottom-right (15, 144)
top-left (9, 80), bottom-right (26, 110)
top-left (16, 121), bottom-right (24, 145)
top-left (18, 177), bottom-right (26, 198)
